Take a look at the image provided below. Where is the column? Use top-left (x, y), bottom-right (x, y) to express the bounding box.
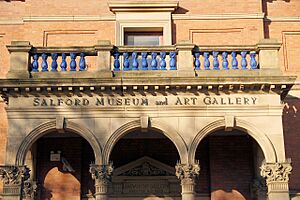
top-left (260, 160), bottom-right (292, 200)
top-left (90, 163), bottom-right (113, 200)
top-left (175, 162), bottom-right (200, 200)
top-left (0, 165), bottom-right (31, 200)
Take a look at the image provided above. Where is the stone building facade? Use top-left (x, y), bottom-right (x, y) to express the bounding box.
top-left (0, 1), bottom-right (300, 200)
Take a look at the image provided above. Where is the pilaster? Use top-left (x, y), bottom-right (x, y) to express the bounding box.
top-left (175, 162), bottom-right (200, 200)
top-left (260, 160), bottom-right (292, 200)
top-left (90, 163), bottom-right (113, 200)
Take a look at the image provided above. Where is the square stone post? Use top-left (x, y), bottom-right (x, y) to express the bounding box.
top-left (90, 163), bottom-right (113, 200)
top-left (260, 160), bottom-right (292, 200)
top-left (6, 41), bottom-right (32, 79)
top-left (176, 40), bottom-right (195, 71)
top-left (175, 162), bottom-right (200, 200)
top-left (94, 40), bottom-right (114, 71)
top-left (256, 39), bottom-right (281, 71)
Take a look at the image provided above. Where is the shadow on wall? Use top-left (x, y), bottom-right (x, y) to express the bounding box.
top-left (262, 0), bottom-right (291, 39)
top-left (211, 190), bottom-right (246, 200)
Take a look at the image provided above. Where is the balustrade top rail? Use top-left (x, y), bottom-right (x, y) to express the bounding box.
top-left (6, 39), bottom-right (282, 78)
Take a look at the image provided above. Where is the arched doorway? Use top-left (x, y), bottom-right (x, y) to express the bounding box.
top-left (108, 128), bottom-right (181, 200)
top-left (25, 131), bottom-right (95, 200)
top-left (195, 129), bottom-right (267, 200)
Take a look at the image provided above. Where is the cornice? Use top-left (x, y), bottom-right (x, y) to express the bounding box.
top-left (265, 16), bottom-right (300, 22)
top-left (108, 1), bottom-right (179, 13)
top-left (172, 13), bottom-right (265, 20)
top-left (23, 15), bottom-right (115, 22)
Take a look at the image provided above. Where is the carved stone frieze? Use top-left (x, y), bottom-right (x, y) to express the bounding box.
top-left (260, 161), bottom-right (292, 184)
top-left (175, 162), bottom-right (200, 181)
top-left (90, 163), bottom-right (113, 184)
top-left (120, 161), bottom-right (173, 176)
top-left (0, 165), bottom-right (30, 186)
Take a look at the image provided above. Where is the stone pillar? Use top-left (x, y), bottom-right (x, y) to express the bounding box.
top-left (90, 163), bottom-right (113, 200)
top-left (176, 40), bottom-right (195, 71)
top-left (0, 165), bottom-right (30, 200)
top-left (94, 40), bottom-right (114, 71)
top-left (175, 162), bottom-right (200, 200)
top-left (256, 39), bottom-right (281, 71)
top-left (260, 160), bottom-right (292, 200)
top-left (6, 41), bottom-right (32, 79)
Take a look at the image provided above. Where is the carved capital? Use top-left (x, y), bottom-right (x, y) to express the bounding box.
top-left (175, 162), bottom-right (200, 181)
top-left (90, 163), bottom-right (113, 184)
top-left (260, 161), bottom-right (292, 184)
top-left (0, 165), bottom-right (30, 186)
top-left (23, 180), bottom-right (37, 199)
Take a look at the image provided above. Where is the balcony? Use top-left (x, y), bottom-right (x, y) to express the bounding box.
top-left (0, 39), bottom-right (295, 98)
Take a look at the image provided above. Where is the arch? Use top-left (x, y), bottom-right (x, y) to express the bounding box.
top-left (189, 118), bottom-right (277, 164)
top-left (16, 120), bottom-right (102, 166)
top-left (103, 119), bottom-right (188, 164)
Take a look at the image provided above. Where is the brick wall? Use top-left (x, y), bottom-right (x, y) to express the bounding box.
top-left (283, 98), bottom-right (300, 191)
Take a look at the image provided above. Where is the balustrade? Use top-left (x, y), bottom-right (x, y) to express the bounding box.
top-left (193, 49), bottom-right (258, 70)
top-left (112, 47), bottom-right (177, 71)
top-left (6, 39), bottom-right (281, 78)
top-left (30, 50), bottom-right (94, 72)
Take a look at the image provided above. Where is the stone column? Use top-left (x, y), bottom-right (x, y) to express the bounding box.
top-left (90, 163), bottom-right (113, 200)
top-left (0, 165), bottom-right (30, 200)
top-left (175, 162), bottom-right (200, 200)
top-left (260, 160), bottom-right (292, 200)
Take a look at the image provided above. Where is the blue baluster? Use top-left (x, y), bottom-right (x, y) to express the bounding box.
top-left (194, 52), bottom-right (201, 70)
top-left (113, 52), bottom-right (120, 71)
top-left (160, 52), bottom-right (166, 70)
top-left (204, 52), bottom-right (210, 70)
top-left (70, 53), bottom-right (77, 71)
top-left (169, 52), bottom-right (177, 70)
top-left (241, 51), bottom-right (247, 70)
top-left (79, 53), bottom-right (86, 71)
top-left (250, 52), bottom-right (257, 70)
top-left (151, 52), bottom-right (158, 70)
top-left (141, 52), bottom-right (148, 70)
top-left (231, 51), bottom-right (238, 70)
top-left (31, 54), bottom-right (39, 72)
top-left (132, 52), bottom-right (139, 70)
top-left (51, 53), bottom-right (58, 72)
top-left (212, 51), bottom-right (219, 70)
top-left (41, 53), bottom-right (48, 72)
top-left (60, 53), bottom-right (67, 71)
top-left (222, 52), bottom-right (229, 70)
top-left (123, 52), bottom-right (130, 71)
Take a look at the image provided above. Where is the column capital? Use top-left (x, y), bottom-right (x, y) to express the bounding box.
top-left (260, 161), bottom-right (292, 184)
top-left (89, 163), bottom-right (113, 183)
top-left (175, 162), bottom-right (200, 180)
top-left (0, 165), bottom-right (30, 186)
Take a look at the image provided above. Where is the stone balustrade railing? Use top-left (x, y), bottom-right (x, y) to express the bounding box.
top-left (112, 46), bottom-right (177, 71)
top-left (193, 46), bottom-right (258, 70)
top-left (5, 39), bottom-right (282, 78)
top-left (29, 47), bottom-right (96, 72)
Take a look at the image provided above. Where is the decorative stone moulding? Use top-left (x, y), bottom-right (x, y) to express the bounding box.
top-left (108, 1), bottom-right (179, 13)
